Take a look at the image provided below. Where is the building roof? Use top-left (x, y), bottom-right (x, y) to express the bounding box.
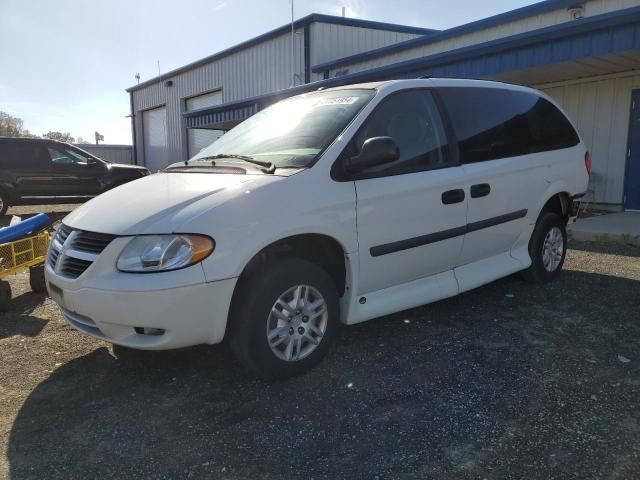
top-left (311, 0), bottom-right (586, 74)
top-left (126, 14), bottom-right (437, 93)
top-left (183, 5), bottom-right (640, 130)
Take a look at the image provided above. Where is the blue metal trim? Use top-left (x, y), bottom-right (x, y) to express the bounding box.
top-left (315, 6), bottom-right (640, 81)
top-left (183, 78), bottom-right (379, 127)
top-left (185, 103), bottom-right (258, 129)
top-left (127, 14), bottom-right (435, 92)
top-left (312, 0), bottom-right (587, 73)
top-left (184, 7), bottom-right (640, 129)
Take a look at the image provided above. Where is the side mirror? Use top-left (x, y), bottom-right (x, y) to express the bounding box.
top-left (345, 136), bottom-right (399, 174)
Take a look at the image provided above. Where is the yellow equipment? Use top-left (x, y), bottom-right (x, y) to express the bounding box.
top-left (0, 231), bottom-right (50, 311)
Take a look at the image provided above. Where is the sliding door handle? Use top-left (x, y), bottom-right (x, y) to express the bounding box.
top-left (441, 189), bottom-right (465, 205)
top-left (470, 183), bottom-right (491, 198)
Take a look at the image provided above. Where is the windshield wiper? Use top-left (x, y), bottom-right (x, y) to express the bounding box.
top-left (193, 154), bottom-right (275, 173)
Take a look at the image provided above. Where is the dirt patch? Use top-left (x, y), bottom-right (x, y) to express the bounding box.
top-left (1, 240), bottom-right (639, 479)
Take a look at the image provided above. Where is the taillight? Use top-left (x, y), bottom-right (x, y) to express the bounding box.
top-left (584, 152), bottom-right (591, 176)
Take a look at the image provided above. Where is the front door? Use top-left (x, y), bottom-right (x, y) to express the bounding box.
top-left (349, 89), bottom-right (467, 294)
top-left (625, 90), bottom-right (640, 210)
top-left (46, 145), bottom-right (103, 196)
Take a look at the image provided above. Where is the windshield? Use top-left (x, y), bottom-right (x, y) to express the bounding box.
top-left (190, 88), bottom-right (375, 169)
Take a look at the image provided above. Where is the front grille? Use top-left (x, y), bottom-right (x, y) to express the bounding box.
top-left (60, 257), bottom-right (93, 278)
top-left (56, 224), bottom-right (72, 243)
top-left (47, 224), bottom-right (116, 279)
top-left (73, 231), bottom-right (117, 254)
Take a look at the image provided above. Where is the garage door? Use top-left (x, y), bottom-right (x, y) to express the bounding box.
top-left (186, 91), bottom-right (224, 157)
top-left (142, 106), bottom-right (169, 172)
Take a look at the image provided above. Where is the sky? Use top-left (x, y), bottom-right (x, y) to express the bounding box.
top-left (0, 0), bottom-right (538, 145)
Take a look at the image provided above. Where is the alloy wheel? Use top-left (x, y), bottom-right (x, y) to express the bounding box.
top-left (542, 226), bottom-right (564, 272)
top-left (266, 284), bottom-right (328, 362)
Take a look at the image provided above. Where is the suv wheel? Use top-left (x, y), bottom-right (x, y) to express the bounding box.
top-left (0, 190), bottom-right (8, 216)
top-left (228, 258), bottom-right (339, 379)
top-left (521, 211), bottom-right (567, 283)
top-left (29, 266), bottom-right (47, 294)
top-left (0, 281), bottom-right (12, 311)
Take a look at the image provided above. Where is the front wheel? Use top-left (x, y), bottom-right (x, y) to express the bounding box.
top-left (228, 258), bottom-right (339, 379)
top-left (521, 212), bottom-right (567, 284)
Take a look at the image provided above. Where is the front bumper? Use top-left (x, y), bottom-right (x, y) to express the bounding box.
top-left (44, 234), bottom-right (237, 349)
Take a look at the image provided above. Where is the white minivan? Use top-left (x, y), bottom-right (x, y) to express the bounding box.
top-left (45, 79), bottom-right (589, 378)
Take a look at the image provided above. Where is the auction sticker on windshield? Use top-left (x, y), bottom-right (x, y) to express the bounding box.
top-left (315, 96), bottom-right (360, 106)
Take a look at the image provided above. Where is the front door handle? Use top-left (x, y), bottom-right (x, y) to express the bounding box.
top-left (441, 189), bottom-right (465, 205)
top-left (470, 183), bottom-right (491, 198)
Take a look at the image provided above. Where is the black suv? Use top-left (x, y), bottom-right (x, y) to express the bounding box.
top-left (0, 137), bottom-right (149, 215)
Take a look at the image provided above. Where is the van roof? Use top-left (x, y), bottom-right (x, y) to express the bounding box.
top-left (312, 77), bottom-right (537, 96)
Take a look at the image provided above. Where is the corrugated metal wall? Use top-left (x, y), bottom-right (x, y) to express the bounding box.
top-left (326, 0), bottom-right (640, 77)
top-left (131, 22), bottom-right (425, 167)
top-left (132, 31), bottom-right (305, 166)
top-left (75, 144), bottom-right (133, 165)
top-left (309, 23), bottom-right (423, 82)
top-left (537, 72), bottom-right (639, 205)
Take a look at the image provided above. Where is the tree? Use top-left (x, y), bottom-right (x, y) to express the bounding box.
top-left (76, 136), bottom-right (90, 144)
top-left (0, 111), bottom-right (29, 137)
top-left (43, 131), bottom-right (75, 143)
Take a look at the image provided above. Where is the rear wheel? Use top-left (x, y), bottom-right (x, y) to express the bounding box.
top-left (521, 212), bottom-right (567, 283)
top-left (228, 258), bottom-right (339, 379)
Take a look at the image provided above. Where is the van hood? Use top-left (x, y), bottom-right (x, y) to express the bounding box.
top-left (63, 172), bottom-right (282, 235)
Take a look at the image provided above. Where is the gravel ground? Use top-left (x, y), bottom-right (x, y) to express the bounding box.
top-left (0, 206), bottom-right (639, 479)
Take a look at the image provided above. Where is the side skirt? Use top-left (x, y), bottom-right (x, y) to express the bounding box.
top-left (341, 250), bottom-right (529, 326)
top-left (342, 270), bottom-right (459, 325)
top-left (454, 251), bottom-right (527, 294)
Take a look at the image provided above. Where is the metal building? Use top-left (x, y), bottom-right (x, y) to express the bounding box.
top-left (75, 144), bottom-right (134, 165)
top-left (127, 15), bottom-right (434, 172)
top-left (128, 1), bottom-right (640, 210)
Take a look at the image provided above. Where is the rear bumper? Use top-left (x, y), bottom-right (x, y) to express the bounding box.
top-left (46, 264), bottom-right (237, 350)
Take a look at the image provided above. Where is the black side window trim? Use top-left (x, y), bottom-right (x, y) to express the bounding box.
top-left (331, 87), bottom-right (461, 182)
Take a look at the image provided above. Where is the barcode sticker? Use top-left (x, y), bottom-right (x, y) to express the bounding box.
top-left (315, 97), bottom-right (359, 106)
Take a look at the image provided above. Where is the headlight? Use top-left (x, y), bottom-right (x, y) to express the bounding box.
top-left (117, 234), bottom-right (214, 273)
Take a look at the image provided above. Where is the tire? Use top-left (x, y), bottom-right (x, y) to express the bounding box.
top-left (520, 212), bottom-right (567, 284)
top-left (0, 189), bottom-right (9, 216)
top-left (228, 258), bottom-right (339, 380)
top-left (29, 265), bottom-right (47, 294)
top-left (0, 281), bottom-right (12, 312)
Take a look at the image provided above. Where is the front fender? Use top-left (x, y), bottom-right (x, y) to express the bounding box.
top-left (187, 170), bottom-right (359, 283)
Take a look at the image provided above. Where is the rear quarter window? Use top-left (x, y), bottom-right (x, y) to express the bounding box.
top-left (437, 87), bottom-right (579, 163)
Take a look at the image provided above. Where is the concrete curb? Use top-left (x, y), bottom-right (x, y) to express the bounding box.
top-left (568, 229), bottom-right (640, 247)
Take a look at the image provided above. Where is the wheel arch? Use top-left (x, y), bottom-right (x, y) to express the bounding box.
top-left (235, 233), bottom-right (350, 296)
top-left (225, 233), bottom-right (352, 339)
top-left (536, 188), bottom-right (572, 224)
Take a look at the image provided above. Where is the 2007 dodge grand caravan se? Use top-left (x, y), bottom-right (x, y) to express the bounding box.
top-left (46, 79), bottom-right (589, 379)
